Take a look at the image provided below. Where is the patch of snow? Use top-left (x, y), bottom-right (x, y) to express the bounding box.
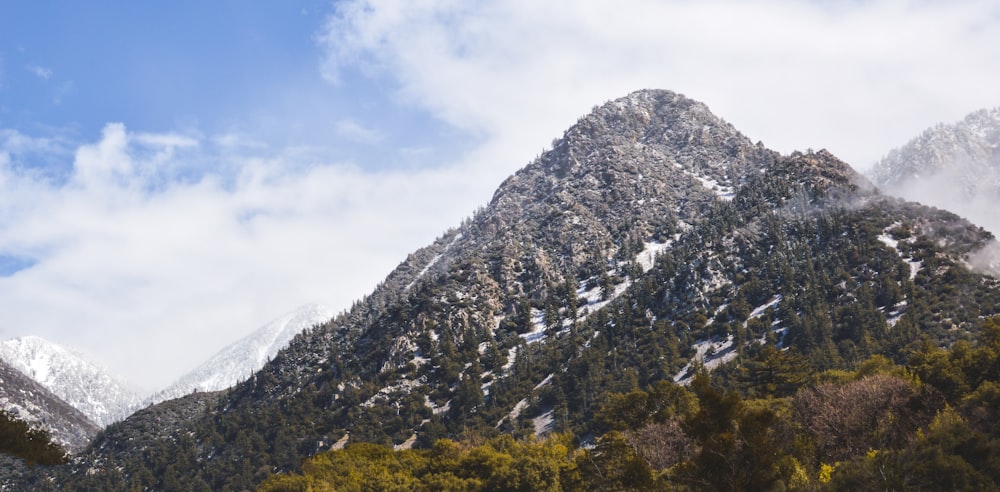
top-left (404, 233), bottom-right (463, 292)
top-left (498, 373), bottom-right (555, 428)
top-left (519, 308), bottom-right (549, 344)
top-left (533, 410), bottom-right (555, 436)
top-left (331, 433), bottom-right (350, 450)
top-left (425, 395), bottom-right (451, 415)
top-left (576, 278), bottom-right (633, 323)
top-left (879, 225), bottom-right (922, 280)
top-left (673, 334), bottom-right (737, 385)
top-left (502, 346), bottom-right (518, 374)
top-left (503, 398), bottom-right (529, 426)
top-left (361, 378), bottom-right (422, 408)
top-left (634, 241), bottom-right (673, 273)
top-left (394, 433), bottom-right (418, 451)
top-left (886, 300), bottom-right (908, 327)
top-left (878, 234), bottom-right (899, 250)
top-left (749, 295), bottom-right (782, 319)
top-left (535, 373), bottom-right (554, 390)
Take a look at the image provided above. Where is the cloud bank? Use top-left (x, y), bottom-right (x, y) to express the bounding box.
top-left (0, 125), bottom-right (480, 390)
top-left (319, 0), bottom-right (1000, 171)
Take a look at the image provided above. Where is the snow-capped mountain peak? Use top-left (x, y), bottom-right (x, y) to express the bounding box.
top-left (148, 303), bottom-right (334, 404)
top-left (0, 336), bottom-right (144, 428)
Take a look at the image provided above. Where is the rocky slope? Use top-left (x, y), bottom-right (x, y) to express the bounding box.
top-left (23, 89), bottom-right (1000, 490)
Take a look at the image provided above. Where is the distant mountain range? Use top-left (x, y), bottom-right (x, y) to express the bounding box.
top-left (0, 304), bottom-right (334, 455)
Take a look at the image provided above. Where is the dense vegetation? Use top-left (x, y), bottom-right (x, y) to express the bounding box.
top-left (0, 410), bottom-right (67, 467)
top-left (40, 157), bottom-right (1000, 491)
top-left (260, 317), bottom-right (1000, 491)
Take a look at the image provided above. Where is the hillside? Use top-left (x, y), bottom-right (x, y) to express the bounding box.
top-left (0, 358), bottom-right (99, 453)
top-left (20, 89), bottom-right (1000, 490)
top-left (0, 336), bottom-right (144, 428)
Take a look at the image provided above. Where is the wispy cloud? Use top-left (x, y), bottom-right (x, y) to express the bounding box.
top-left (26, 64), bottom-right (53, 80)
top-left (0, 124), bottom-right (479, 389)
top-left (334, 118), bottom-right (383, 144)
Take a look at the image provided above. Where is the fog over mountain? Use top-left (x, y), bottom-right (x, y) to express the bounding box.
top-left (869, 107), bottom-right (1000, 273)
top-left (870, 108), bottom-right (1000, 233)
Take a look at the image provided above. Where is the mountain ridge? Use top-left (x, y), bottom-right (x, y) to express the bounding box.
top-left (146, 303), bottom-right (334, 405)
top-left (0, 336), bottom-right (143, 428)
top-left (20, 89), bottom-right (1000, 490)
top-left (0, 358), bottom-right (99, 453)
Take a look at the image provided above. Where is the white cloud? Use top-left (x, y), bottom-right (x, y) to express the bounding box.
top-left (333, 118), bottom-right (383, 144)
top-left (319, 0), bottom-right (1000, 171)
top-left (0, 124), bottom-right (479, 390)
top-left (26, 64), bottom-right (53, 80)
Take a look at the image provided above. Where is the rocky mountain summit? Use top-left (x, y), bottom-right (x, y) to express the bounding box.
top-left (17, 89), bottom-right (1000, 490)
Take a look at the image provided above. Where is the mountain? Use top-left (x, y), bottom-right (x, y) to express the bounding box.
top-left (147, 304), bottom-right (334, 405)
top-left (29, 89), bottom-right (1000, 490)
top-left (0, 336), bottom-right (144, 428)
top-left (0, 358), bottom-right (99, 453)
top-left (869, 107), bottom-right (1000, 235)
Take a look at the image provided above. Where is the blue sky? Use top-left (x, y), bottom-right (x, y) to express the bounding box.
top-left (1, 0), bottom-right (1000, 390)
top-left (0, 1), bottom-right (470, 174)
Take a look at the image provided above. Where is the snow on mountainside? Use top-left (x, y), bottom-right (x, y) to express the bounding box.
top-left (148, 304), bottom-right (334, 404)
top-left (0, 358), bottom-right (100, 452)
top-left (869, 107), bottom-right (1000, 236)
top-left (0, 336), bottom-right (143, 428)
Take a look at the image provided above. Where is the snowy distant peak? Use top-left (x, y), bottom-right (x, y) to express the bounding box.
top-left (0, 358), bottom-right (99, 453)
top-left (237, 303), bottom-right (335, 364)
top-left (868, 106), bottom-right (1000, 236)
top-left (870, 107), bottom-right (1000, 192)
top-left (0, 336), bottom-right (143, 428)
top-left (148, 303), bottom-right (334, 404)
